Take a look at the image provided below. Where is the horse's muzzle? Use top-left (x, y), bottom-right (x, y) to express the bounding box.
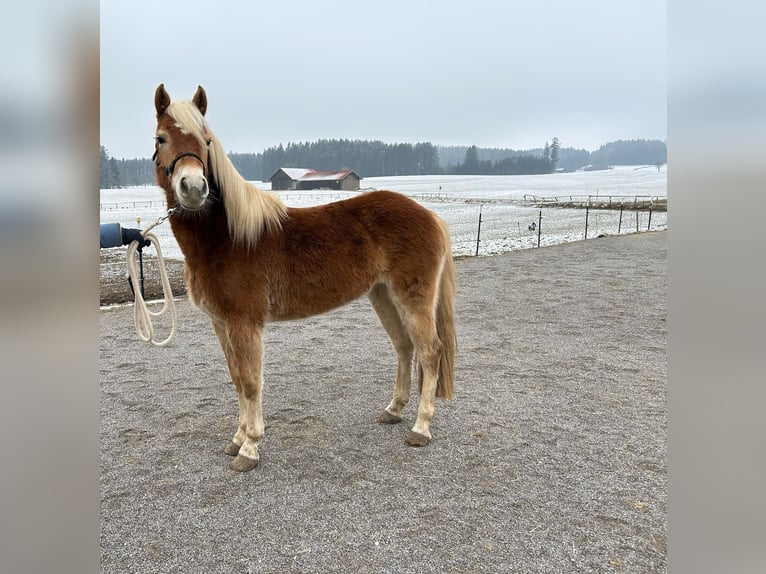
top-left (176, 174), bottom-right (209, 210)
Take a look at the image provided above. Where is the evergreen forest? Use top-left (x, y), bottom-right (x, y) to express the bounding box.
top-left (100, 138), bottom-right (667, 189)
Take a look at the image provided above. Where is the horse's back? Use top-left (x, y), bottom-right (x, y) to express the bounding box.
top-left (281, 190), bottom-right (446, 258)
top-left (335, 190), bottom-right (448, 259)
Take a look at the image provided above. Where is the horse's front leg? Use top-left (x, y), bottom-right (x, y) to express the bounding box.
top-left (215, 320), bottom-right (265, 472)
top-left (212, 322), bottom-right (244, 457)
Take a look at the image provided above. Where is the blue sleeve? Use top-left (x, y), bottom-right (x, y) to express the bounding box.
top-left (100, 223), bottom-right (122, 248)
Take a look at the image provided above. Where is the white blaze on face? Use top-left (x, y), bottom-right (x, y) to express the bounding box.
top-left (174, 161), bottom-right (209, 210)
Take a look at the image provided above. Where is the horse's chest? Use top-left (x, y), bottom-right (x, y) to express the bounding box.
top-left (184, 266), bottom-right (221, 319)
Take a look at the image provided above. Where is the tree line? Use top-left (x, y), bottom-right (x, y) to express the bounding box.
top-left (100, 138), bottom-right (667, 188)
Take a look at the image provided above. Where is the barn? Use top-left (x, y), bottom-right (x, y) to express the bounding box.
top-left (269, 167), bottom-right (362, 191)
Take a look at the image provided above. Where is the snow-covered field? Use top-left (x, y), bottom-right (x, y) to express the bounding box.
top-left (100, 166), bottom-right (667, 259)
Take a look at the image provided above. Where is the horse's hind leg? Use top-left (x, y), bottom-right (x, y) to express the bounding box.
top-left (402, 309), bottom-right (442, 447)
top-left (368, 283), bottom-right (414, 424)
top-left (387, 273), bottom-right (444, 447)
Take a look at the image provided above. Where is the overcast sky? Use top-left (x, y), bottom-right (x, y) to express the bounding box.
top-left (100, 0), bottom-right (666, 160)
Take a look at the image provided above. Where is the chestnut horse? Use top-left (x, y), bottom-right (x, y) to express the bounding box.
top-left (153, 84), bottom-right (456, 471)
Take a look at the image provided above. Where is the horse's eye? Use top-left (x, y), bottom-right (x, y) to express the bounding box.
top-left (155, 135), bottom-right (167, 145)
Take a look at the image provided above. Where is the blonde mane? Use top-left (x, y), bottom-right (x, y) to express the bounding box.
top-left (166, 100), bottom-right (287, 248)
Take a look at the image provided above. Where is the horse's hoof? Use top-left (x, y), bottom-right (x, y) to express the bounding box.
top-left (378, 410), bottom-right (402, 424)
top-left (405, 431), bottom-right (431, 447)
top-left (230, 454), bottom-right (259, 472)
top-left (224, 442), bottom-right (241, 456)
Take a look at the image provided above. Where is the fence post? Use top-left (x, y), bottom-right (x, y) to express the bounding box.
top-left (618, 204), bottom-right (624, 234)
top-left (636, 209), bottom-right (639, 232)
top-left (585, 205), bottom-right (590, 239)
top-left (647, 208), bottom-right (653, 230)
top-left (475, 204), bottom-right (483, 256)
top-left (537, 210), bottom-right (542, 247)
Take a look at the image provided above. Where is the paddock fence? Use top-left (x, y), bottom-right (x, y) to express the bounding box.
top-left (423, 201), bottom-right (667, 257)
top-left (521, 194), bottom-right (666, 212)
top-left (100, 200), bottom-right (168, 211)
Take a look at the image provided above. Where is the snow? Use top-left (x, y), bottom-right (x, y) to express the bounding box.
top-left (298, 170), bottom-right (354, 181)
top-left (100, 166), bottom-right (667, 260)
top-left (274, 167), bottom-right (312, 179)
top-left (362, 164), bottom-right (667, 201)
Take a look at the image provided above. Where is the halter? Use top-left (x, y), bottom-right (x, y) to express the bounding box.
top-left (153, 149), bottom-right (207, 178)
top-left (152, 139), bottom-right (220, 201)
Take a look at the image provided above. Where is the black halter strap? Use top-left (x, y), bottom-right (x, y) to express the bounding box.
top-left (153, 140), bottom-right (220, 203)
top-left (155, 150), bottom-right (206, 178)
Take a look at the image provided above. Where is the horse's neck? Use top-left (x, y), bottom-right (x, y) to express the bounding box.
top-left (168, 203), bottom-right (230, 262)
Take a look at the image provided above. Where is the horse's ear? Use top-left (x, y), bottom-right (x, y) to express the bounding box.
top-left (193, 85), bottom-right (207, 116)
top-left (155, 83), bottom-right (171, 117)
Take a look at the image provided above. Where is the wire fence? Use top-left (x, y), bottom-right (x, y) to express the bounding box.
top-left (522, 194), bottom-right (665, 209)
top-left (423, 202), bottom-right (667, 257)
top-left (100, 200), bottom-right (168, 211)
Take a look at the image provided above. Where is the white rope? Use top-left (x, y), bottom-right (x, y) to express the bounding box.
top-left (125, 211), bottom-right (178, 347)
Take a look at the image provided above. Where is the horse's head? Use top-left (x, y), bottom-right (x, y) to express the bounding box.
top-left (153, 83), bottom-right (212, 211)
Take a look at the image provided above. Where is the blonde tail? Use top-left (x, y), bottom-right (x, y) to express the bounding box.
top-left (435, 222), bottom-right (456, 399)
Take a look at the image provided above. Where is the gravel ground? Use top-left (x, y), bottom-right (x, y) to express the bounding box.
top-left (99, 250), bottom-right (187, 307)
top-left (100, 231), bottom-right (667, 573)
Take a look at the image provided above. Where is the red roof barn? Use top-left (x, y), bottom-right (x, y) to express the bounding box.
top-left (269, 167), bottom-right (362, 191)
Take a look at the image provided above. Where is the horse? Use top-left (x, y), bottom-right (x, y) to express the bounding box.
top-left (152, 84), bottom-right (456, 472)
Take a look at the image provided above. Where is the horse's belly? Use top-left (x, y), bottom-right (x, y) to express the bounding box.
top-left (267, 280), bottom-right (371, 322)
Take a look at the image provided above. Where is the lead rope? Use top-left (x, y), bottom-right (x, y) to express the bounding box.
top-left (126, 208), bottom-right (178, 347)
